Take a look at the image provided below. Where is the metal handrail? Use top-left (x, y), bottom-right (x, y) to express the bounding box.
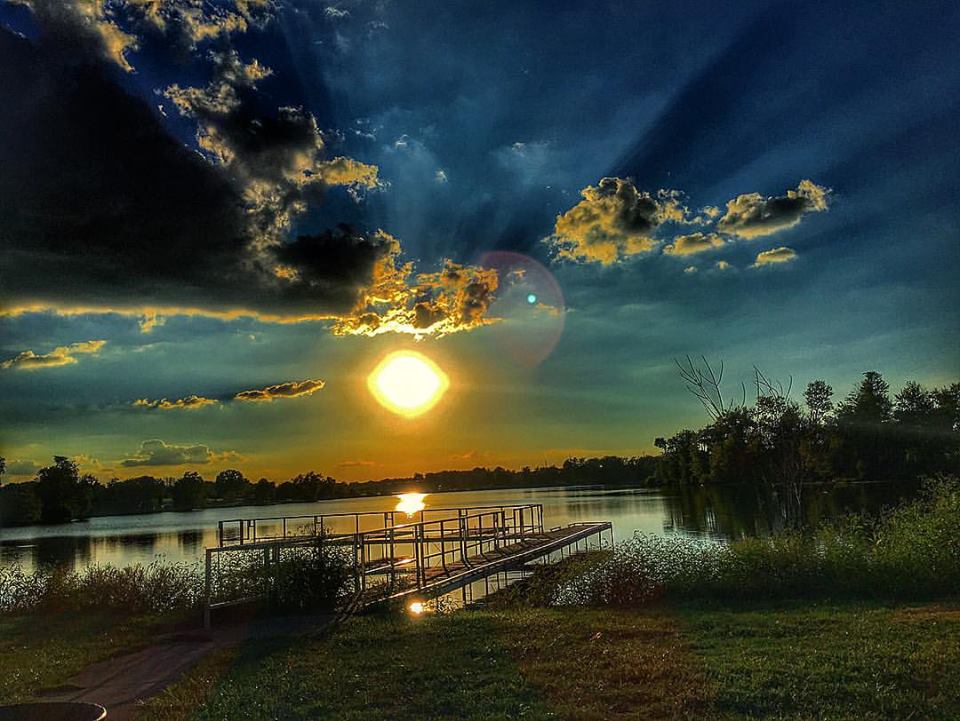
top-left (217, 503), bottom-right (543, 546)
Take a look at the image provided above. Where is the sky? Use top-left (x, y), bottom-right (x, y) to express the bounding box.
top-left (1, 0), bottom-right (958, 482)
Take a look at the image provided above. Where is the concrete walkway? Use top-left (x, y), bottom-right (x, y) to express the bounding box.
top-left (37, 617), bottom-right (333, 721)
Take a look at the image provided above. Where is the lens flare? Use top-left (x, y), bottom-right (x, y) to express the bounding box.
top-left (396, 492), bottom-right (427, 516)
top-left (368, 350), bottom-right (449, 418)
top-left (408, 600), bottom-right (425, 615)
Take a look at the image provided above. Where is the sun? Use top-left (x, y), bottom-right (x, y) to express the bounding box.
top-left (368, 351), bottom-right (449, 418)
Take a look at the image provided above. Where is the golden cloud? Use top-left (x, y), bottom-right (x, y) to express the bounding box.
top-left (717, 180), bottom-right (830, 239)
top-left (752, 246), bottom-right (798, 267)
top-left (1, 340), bottom-right (106, 370)
top-left (663, 232), bottom-right (726, 256)
top-left (15, 1), bottom-right (273, 73)
top-left (547, 178), bottom-right (690, 265)
top-left (133, 395), bottom-right (219, 410)
top-left (332, 255), bottom-right (500, 338)
top-left (234, 379), bottom-right (326, 402)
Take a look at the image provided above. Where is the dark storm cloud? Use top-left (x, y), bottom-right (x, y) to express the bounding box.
top-left (0, 28), bottom-right (391, 321)
top-left (234, 379), bottom-right (325, 401)
top-left (11, 0), bottom-right (273, 72)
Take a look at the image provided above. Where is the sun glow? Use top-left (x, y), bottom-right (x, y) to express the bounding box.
top-left (368, 351), bottom-right (449, 418)
top-left (396, 492), bottom-right (427, 516)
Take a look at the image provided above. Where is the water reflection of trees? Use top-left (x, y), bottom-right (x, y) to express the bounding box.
top-left (662, 481), bottom-right (923, 539)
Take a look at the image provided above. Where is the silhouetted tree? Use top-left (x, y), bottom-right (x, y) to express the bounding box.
top-left (253, 478), bottom-right (276, 505)
top-left (838, 371), bottom-right (893, 425)
top-left (35, 457), bottom-right (96, 523)
top-left (804, 380), bottom-right (834, 424)
top-left (171, 471), bottom-right (206, 511)
top-left (0, 482), bottom-right (41, 526)
top-left (215, 469), bottom-right (248, 502)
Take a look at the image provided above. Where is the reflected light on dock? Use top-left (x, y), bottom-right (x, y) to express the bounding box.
top-left (396, 493), bottom-right (427, 516)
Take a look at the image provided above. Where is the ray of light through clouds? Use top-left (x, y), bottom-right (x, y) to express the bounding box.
top-left (0, 0), bottom-right (958, 480)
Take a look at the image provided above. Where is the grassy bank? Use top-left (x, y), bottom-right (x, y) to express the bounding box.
top-left (132, 601), bottom-right (959, 721)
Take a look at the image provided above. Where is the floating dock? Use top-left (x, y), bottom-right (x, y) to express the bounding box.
top-left (204, 503), bottom-right (613, 626)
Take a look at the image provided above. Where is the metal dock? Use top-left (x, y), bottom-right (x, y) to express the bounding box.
top-left (203, 503), bottom-right (612, 626)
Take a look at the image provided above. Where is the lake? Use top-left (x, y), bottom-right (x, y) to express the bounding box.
top-left (0, 482), bottom-right (920, 571)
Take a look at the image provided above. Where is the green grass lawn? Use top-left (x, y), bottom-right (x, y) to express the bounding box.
top-left (0, 612), bottom-right (162, 703)
top-left (134, 601), bottom-right (960, 721)
top-left (3, 587), bottom-right (956, 719)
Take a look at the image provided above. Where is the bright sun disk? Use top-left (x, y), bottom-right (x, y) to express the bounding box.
top-left (368, 351), bottom-right (449, 418)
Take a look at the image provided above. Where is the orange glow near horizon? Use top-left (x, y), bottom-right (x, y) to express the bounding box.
top-left (368, 350), bottom-right (449, 418)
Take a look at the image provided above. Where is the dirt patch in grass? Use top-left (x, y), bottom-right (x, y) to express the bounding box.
top-left (491, 607), bottom-right (711, 721)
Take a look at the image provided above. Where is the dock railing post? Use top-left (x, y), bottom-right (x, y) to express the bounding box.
top-left (414, 523), bottom-right (424, 589)
top-left (389, 526), bottom-right (396, 589)
top-left (359, 531), bottom-right (366, 592)
top-left (203, 548), bottom-right (212, 629)
top-left (458, 510), bottom-right (468, 567)
top-left (440, 519), bottom-right (448, 572)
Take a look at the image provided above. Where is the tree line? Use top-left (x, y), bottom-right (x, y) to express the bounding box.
top-left (0, 455), bottom-right (656, 527)
top-left (654, 365), bottom-right (958, 486)
top-left (1, 367), bottom-right (955, 527)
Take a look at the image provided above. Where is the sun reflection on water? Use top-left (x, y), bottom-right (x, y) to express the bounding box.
top-left (396, 493), bottom-right (427, 517)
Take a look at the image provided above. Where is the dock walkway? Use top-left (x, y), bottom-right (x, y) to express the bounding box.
top-left (204, 503), bottom-right (612, 625)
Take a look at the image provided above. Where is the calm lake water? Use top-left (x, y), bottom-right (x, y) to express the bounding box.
top-left (0, 482), bottom-right (919, 571)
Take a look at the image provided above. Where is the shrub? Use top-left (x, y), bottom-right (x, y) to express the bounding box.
top-left (265, 542), bottom-right (353, 613)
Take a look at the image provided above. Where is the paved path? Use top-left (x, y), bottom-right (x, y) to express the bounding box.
top-left (38, 617), bottom-right (332, 721)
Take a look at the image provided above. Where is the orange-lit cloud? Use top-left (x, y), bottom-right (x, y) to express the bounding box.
top-left (547, 178), bottom-right (830, 269)
top-left (1, 340), bottom-right (106, 370)
top-left (234, 379), bottom-right (326, 402)
top-left (663, 232), bottom-right (726, 255)
top-left (547, 178), bottom-right (689, 264)
top-left (332, 257), bottom-right (500, 338)
top-left (718, 180), bottom-right (830, 239)
top-left (751, 246), bottom-right (798, 267)
top-left (133, 395), bottom-right (219, 410)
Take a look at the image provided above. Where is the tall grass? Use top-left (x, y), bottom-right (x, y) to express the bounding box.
top-left (0, 541), bottom-right (355, 617)
top-left (554, 476), bottom-right (960, 606)
top-left (0, 560), bottom-right (204, 615)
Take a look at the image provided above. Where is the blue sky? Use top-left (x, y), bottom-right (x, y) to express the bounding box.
top-left (1, 0), bottom-right (957, 481)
